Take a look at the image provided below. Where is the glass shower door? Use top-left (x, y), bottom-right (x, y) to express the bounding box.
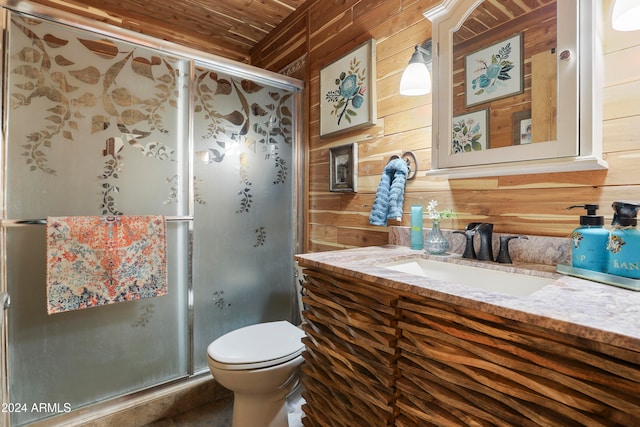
top-left (0, 6), bottom-right (302, 426)
top-left (191, 64), bottom-right (298, 371)
top-left (2, 13), bottom-right (191, 425)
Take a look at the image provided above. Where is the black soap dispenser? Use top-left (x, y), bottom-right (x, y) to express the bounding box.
top-left (568, 204), bottom-right (609, 273)
top-left (607, 201), bottom-right (640, 279)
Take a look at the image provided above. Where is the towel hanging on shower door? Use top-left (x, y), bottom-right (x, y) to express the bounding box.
top-left (46, 215), bottom-right (167, 314)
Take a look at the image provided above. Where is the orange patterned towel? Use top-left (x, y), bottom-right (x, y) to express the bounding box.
top-left (46, 216), bottom-right (167, 314)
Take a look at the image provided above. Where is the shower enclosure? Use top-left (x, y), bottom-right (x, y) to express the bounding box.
top-left (0, 3), bottom-right (303, 426)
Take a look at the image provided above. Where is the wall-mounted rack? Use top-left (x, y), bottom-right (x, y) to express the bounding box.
top-left (389, 151), bottom-right (418, 180)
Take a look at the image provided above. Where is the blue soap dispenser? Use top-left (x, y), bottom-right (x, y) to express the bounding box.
top-left (606, 201), bottom-right (640, 279)
top-left (568, 204), bottom-right (609, 273)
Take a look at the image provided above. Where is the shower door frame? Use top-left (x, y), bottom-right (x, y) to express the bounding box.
top-left (0, 1), bottom-right (305, 425)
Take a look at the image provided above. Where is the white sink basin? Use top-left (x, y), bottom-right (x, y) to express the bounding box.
top-left (379, 258), bottom-right (554, 297)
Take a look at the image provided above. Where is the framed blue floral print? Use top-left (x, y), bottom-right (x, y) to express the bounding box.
top-left (464, 33), bottom-right (523, 108)
top-left (320, 39), bottom-right (377, 138)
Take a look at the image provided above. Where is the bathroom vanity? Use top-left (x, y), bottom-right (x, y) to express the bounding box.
top-left (295, 245), bottom-right (640, 426)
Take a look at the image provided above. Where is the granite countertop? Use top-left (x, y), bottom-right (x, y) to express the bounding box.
top-left (295, 245), bottom-right (640, 353)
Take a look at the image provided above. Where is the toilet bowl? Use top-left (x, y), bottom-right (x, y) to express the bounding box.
top-left (207, 320), bottom-right (306, 427)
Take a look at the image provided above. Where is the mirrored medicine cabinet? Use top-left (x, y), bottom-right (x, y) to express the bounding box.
top-left (425, 0), bottom-right (607, 178)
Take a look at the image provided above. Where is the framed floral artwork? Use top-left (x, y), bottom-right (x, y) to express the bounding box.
top-left (452, 110), bottom-right (488, 154)
top-left (329, 143), bottom-right (358, 192)
top-left (465, 33), bottom-right (523, 107)
top-left (320, 39), bottom-right (377, 138)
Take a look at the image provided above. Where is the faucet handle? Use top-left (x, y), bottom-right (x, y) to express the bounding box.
top-left (465, 222), bottom-right (482, 231)
top-left (453, 229), bottom-right (477, 259)
top-left (453, 223), bottom-right (483, 259)
top-left (496, 235), bottom-right (528, 264)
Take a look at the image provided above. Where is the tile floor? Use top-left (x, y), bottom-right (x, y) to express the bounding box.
top-left (143, 385), bottom-right (305, 427)
top-left (142, 396), bottom-right (233, 426)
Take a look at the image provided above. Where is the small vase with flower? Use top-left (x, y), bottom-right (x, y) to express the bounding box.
top-left (425, 200), bottom-right (455, 255)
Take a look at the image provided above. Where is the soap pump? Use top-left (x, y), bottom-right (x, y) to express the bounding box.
top-left (606, 201), bottom-right (640, 279)
top-left (567, 204), bottom-right (609, 273)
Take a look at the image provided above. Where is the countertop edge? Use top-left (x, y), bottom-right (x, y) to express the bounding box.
top-left (296, 245), bottom-right (640, 353)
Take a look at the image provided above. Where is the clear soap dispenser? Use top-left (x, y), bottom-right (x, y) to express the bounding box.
top-left (568, 204), bottom-right (609, 273)
top-left (607, 201), bottom-right (640, 279)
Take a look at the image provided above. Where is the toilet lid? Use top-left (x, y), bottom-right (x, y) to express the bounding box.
top-left (207, 321), bottom-right (305, 365)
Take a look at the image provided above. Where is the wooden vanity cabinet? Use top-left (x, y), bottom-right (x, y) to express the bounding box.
top-left (299, 266), bottom-right (640, 426)
top-left (300, 268), bottom-right (400, 427)
top-left (397, 294), bottom-right (640, 426)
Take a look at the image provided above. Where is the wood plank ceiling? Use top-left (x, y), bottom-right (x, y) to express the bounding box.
top-left (27, 0), bottom-right (310, 63)
top-left (454, 0), bottom-right (556, 44)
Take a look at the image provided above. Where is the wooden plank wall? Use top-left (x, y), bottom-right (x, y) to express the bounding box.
top-left (254, 0), bottom-right (640, 254)
top-left (28, 1), bottom-right (640, 254)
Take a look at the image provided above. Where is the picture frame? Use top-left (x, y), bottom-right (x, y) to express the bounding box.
top-left (452, 109), bottom-right (489, 154)
top-left (465, 33), bottom-right (524, 108)
top-left (329, 143), bottom-right (358, 192)
top-left (512, 110), bottom-right (532, 145)
top-left (320, 39), bottom-right (377, 138)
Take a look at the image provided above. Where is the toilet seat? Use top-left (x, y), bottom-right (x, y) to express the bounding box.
top-left (207, 321), bottom-right (305, 370)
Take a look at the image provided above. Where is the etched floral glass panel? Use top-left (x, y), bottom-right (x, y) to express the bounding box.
top-left (1, 8), bottom-right (301, 425)
top-left (191, 63), bottom-right (296, 371)
top-left (5, 13), bottom-right (190, 218)
top-left (3, 12), bottom-right (190, 425)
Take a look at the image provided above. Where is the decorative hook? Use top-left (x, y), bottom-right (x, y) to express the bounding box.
top-left (389, 151), bottom-right (418, 180)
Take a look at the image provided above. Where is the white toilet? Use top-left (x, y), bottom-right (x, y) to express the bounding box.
top-left (207, 320), bottom-right (306, 427)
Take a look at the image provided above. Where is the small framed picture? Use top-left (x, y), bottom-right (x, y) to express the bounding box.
top-left (320, 39), bottom-right (377, 138)
top-left (465, 33), bottom-right (524, 108)
top-left (512, 110), bottom-right (532, 145)
top-left (329, 143), bottom-right (358, 192)
top-left (452, 109), bottom-right (489, 154)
